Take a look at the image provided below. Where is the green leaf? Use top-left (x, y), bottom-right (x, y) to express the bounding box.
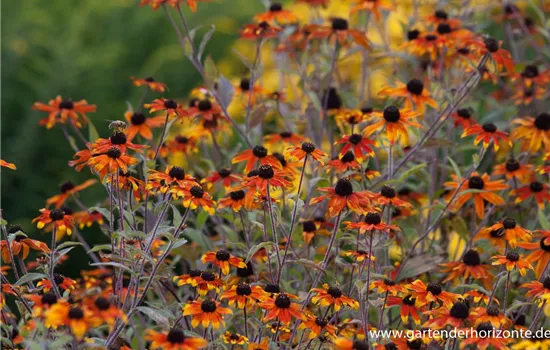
top-left (90, 262), bottom-right (137, 275)
top-left (88, 244), bottom-right (112, 253)
top-left (203, 56), bottom-right (218, 87)
top-left (398, 163), bottom-right (426, 183)
top-left (136, 306), bottom-right (170, 326)
top-left (88, 118), bottom-right (99, 142)
top-left (538, 208), bottom-right (550, 230)
top-left (56, 241), bottom-right (82, 251)
top-left (15, 273), bottom-right (46, 286)
top-left (198, 25), bottom-right (215, 60)
top-left (245, 241), bottom-right (274, 263)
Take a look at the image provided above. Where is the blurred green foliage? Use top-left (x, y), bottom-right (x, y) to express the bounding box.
top-left (1, 0), bottom-right (262, 273)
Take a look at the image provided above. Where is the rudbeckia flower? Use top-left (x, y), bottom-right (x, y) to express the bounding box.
top-left (130, 76), bottom-right (167, 92)
top-left (0, 229), bottom-right (50, 263)
top-left (165, 135), bottom-right (199, 155)
top-left (144, 98), bottom-right (186, 118)
top-left (364, 106), bottom-right (422, 145)
top-left (311, 284), bottom-right (359, 311)
top-left (443, 172), bottom-right (508, 219)
top-left (344, 211), bottom-right (398, 234)
top-left (218, 190), bottom-right (251, 212)
top-left (285, 142), bottom-right (328, 165)
top-left (472, 305), bottom-right (511, 328)
top-left (350, 0), bottom-right (393, 21)
top-left (378, 79), bottom-right (438, 116)
top-left (310, 178), bottom-right (374, 217)
top-left (512, 180), bottom-right (550, 209)
top-left (144, 328), bottom-right (208, 349)
top-left (147, 166), bottom-right (196, 194)
top-left (32, 96), bottom-right (96, 129)
top-left (484, 217), bottom-right (531, 249)
top-left (232, 145), bottom-right (281, 174)
top-left (468, 37), bottom-right (514, 74)
top-left (177, 184), bottom-right (216, 215)
top-left (370, 279), bottom-right (405, 296)
top-left (264, 131), bottom-right (305, 146)
top-left (37, 274), bottom-right (77, 293)
top-left (405, 280), bottom-right (459, 308)
top-left (521, 276), bottom-right (550, 304)
top-left (460, 323), bottom-right (511, 350)
top-left (424, 301), bottom-right (475, 329)
top-left (182, 299), bottom-right (232, 329)
top-left (517, 230), bottom-right (550, 277)
top-left (186, 98), bottom-right (224, 122)
top-left (220, 283), bottom-right (267, 308)
top-left (92, 131), bottom-right (147, 155)
top-left (492, 158), bottom-right (533, 183)
top-left (87, 147), bottom-right (139, 181)
top-left (201, 250), bottom-right (246, 275)
top-left (259, 293), bottom-right (301, 325)
top-left (298, 313), bottom-right (337, 340)
top-left (334, 134), bottom-right (376, 163)
top-left (69, 145), bottom-right (93, 172)
top-left (123, 111), bottom-right (165, 140)
top-left (491, 251), bottom-right (534, 276)
top-left (461, 122), bottom-right (510, 151)
top-left (201, 168), bottom-right (241, 190)
top-left (44, 303), bottom-right (93, 340)
top-left (306, 18), bottom-right (370, 48)
top-left (253, 3), bottom-right (297, 25)
top-left (33, 208), bottom-right (74, 237)
top-left (440, 250), bottom-right (493, 288)
top-left (241, 21), bottom-right (282, 40)
top-left (450, 108), bottom-right (477, 129)
top-left (25, 292), bottom-right (59, 317)
top-left (223, 332), bottom-right (248, 345)
top-left (241, 164), bottom-right (293, 191)
top-left (325, 152), bottom-right (362, 173)
top-left (386, 294), bottom-right (422, 324)
top-left (372, 185), bottom-right (412, 208)
top-left (45, 179), bottom-right (96, 209)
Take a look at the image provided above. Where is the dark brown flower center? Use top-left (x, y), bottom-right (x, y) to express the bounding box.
top-left (341, 151), bottom-right (355, 163)
top-left (168, 166), bottom-right (186, 180)
top-left (53, 273), bottom-right (65, 285)
top-left (164, 99), bottom-right (178, 109)
top-left (487, 305), bottom-right (500, 316)
top-left (530, 181), bottom-right (544, 192)
top-left (437, 23), bottom-right (452, 35)
top-left (381, 185), bottom-right (396, 198)
top-left (216, 250), bottom-right (230, 261)
top-left (189, 269), bottom-right (202, 277)
top-left (303, 220), bottom-right (316, 233)
top-left (353, 341), bottom-right (369, 350)
top-left (68, 307), bottom-right (84, 320)
top-left (406, 79), bottom-right (424, 95)
top-left (269, 3), bottom-right (282, 11)
top-left (273, 153), bottom-right (287, 167)
top-left (502, 217), bottom-right (516, 229)
top-left (490, 228), bottom-right (505, 238)
top-left (403, 295), bottom-right (416, 305)
top-left (145, 77), bottom-right (155, 82)
top-left (385, 343), bottom-right (397, 350)
top-left (542, 276), bottom-right (550, 289)
top-left (190, 186), bottom-right (204, 198)
top-left (110, 132), bottom-right (127, 145)
top-left (41, 293), bottom-right (58, 306)
top-left (236, 283), bottom-right (252, 296)
top-left (468, 176), bottom-right (485, 190)
top-left (384, 279), bottom-right (396, 286)
top-left (131, 112), bottom-right (146, 125)
top-left (198, 99), bottom-right (213, 112)
top-left (534, 113), bottom-right (550, 131)
top-left (425, 34), bottom-right (437, 41)
top-left (365, 212), bottom-right (382, 225)
top-left (349, 134), bottom-right (363, 145)
top-left (274, 294), bottom-right (291, 308)
top-left (60, 181), bottom-right (75, 193)
top-left (49, 209), bottom-right (65, 221)
top-left (506, 251), bottom-right (519, 262)
top-left (407, 29), bottom-right (420, 40)
top-left (482, 123), bottom-right (497, 133)
top-left (218, 168), bottom-right (231, 178)
top-left (383, 106), bottom-right (400, 123)
top-left (315, 317), bottom-right (328, 327)
top-left (476, 322), bottom-right (494, 336)
top-left (435, 10), bottom-right (448, 19)
top-left (462, 250), bottom-right (481, 266)
top-left (427, 283), bottom-right (442, 295)
top-left (450, 302), bottom-right (469, 319)
top-left (324, 88), bottom-right (342, 110)
top-left (522, 65), bottom-right (539, 78)
top-left (176, 136), bottom-right (189, 144)
top-left (540, 238), bottom-right (550, 252)
top-left (106, 147), bottom-right (122, 159)
top-left (59, 100), bottom-right (74, 110)
top-left (201, 272), bottom-right (215, 281)
top-left (200, 300), bottom-right (217, 313)
top-left (407, 339), bottom-right (423, 349)
top-left (327, 286), bottom-right (342, 298)
top-left (484, 38), bottom-right (499, 53)
top-left (332, 18), bottom-right (349, 31)
top-left (264, 284), bottom-right (280, 294)
top-left (167, 328), bottom-right (186, 344)
top-left (280, 131), bottom-right (292, 138)
top-left (230, 190), bottom-right (246, 201)
top-left (95, 297), bottom-right (111, 310)
top-left (301, 142), bottom-right (316, 153)
top-left (334, 178), bottom-right (353, 197)
top-left (258, 164), bottom-right (274, 179)
top-left (505, 159), bottom-right (520, 172)
top-left (457, 109), bottom-right (471, 119)
top-left (240, 78), bottom-right (251, 91)
top-left (252, 145), bottom-right (268, 158)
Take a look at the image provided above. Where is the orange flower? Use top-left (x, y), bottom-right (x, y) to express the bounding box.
top-left (25, 292), bottom-right (60, 317)
top-left (176, 184), bottom-right (216, 215)
top-left (325, 152), bottom-right (362, 173)
top-left (484, 218), bottom-right (531, 249)
top-left (310, 178), bottom-right (374, 217)
top-left (386, 295), bottom-right (422, 324)
top-left (492, 158), bottom-right (533, 183)
top-left (33, 208), bottom-right (74, 237)
top-left (220, 283), bottom-right (267, 308)
top-left (461, 123), bottom-right (510, 151)
top-left (405, 280), bottom-right (459, 308)
top-left (37, 274), bottom-right (77, 293)
top-left (259, 293), bottom-right (302, 325)
top-left (512, 180), bottom-right (550, 209)
top-left (378, 80), bottom-right (437, 116)
top-left (144, 98), bottom-right (186, 118)
top-left (311, 284), bottom-right (359, 311)
top-left (165, 135), bottom-right (199, 155)
top-left (0, 160), bottom-right (16, 170)
top-left (444, 172), bottom-right (508, 219)
top-left (370, 279), bottom-right (405, 296)
top-left (146, 166), bottom-right (196, 194)
top-left (232, 145), bottom-right (281, 174)
top-left (44, 303), bottom-right (93, 340)
top-left (123, 111), bottom-right (165, 140)
top-left (344, 211), bottom-right (398, 234)
top-left (0, 229), bottom-right (50, 263)
top-left (460, 323), bottom-right (511, 350)
top-left (218, 190), bottom-right (250, 212)
top-left (372, 185), bottom-right (412, 208)
top-left (130, 76), bottom-right (167, 92)
top-left (85, 296), bottom-right (127, 327)
top-left (491, 251), bottom-right (534, 276)
top-left (335, 134), bottom-right (376, 163)
top-left (73, 210), bottom-right (104, 230)
top-left (32, 95), bottom-right (96, 129)
top-left (241, 21), bottom-right (282, 40)
top-left (201, 168), bottom-right (241, 190)
top-left (334, 338), bottom-right (370, 350)
top-left (69, 145), bottom-right (93, 172)
top-left (342, 249), bottom-right (376, 263)
top-left (440, 250), bottom-right (493, 288)
top-left (364, 106), bottom-right (422, 145)
top-left (517, 230), bottom-right (550, 277)
top-left (186, 98), bottom-right (224, 122)
top-left (472, 305), bottom-right (511, 328)
top-left (201, 250), bottom-right (246, 275)
top-left (469, 37), bottom-right (514, 74)
top-left (240, 164), bottom-right (293, 191)
top-left (247, 338), bottom-right (269, 350)
top-left (475, 226), bottom-right (508, 251)
top-left (144, 328), bottom-right (208, 349)
top-left (173, 269), bottom-right (203, 288)
top-left (285, 142), bottom-right (328, 165)
top-left (350, 0), bottom-right (393, 21)
top-left (45, 179), bottom-right (96, 208)
top-left (87, 147), bottom-right (139, 181)
top-left (182, 299), bottom-right (232, 329)
top-left (450, 108), bottom-right (477, 129)
top-left (253, 3), bottom-right (297, 25)
top-left (264, 132), bottom-right (305, 146)
top-left (107, 171), bottom-right (146, 202)
top-left (298, 313), bottom-right (337, 340)
top-left (424, 301), bottom-right (475, 329)
top-left (522, 276), bottom-right (550, 304)
top-left (306, 18), bottom-right (369, 48)
top-left (464, 289), bottom-right (493, 305)
top-left (91, 132), bottom-right (147, 154)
